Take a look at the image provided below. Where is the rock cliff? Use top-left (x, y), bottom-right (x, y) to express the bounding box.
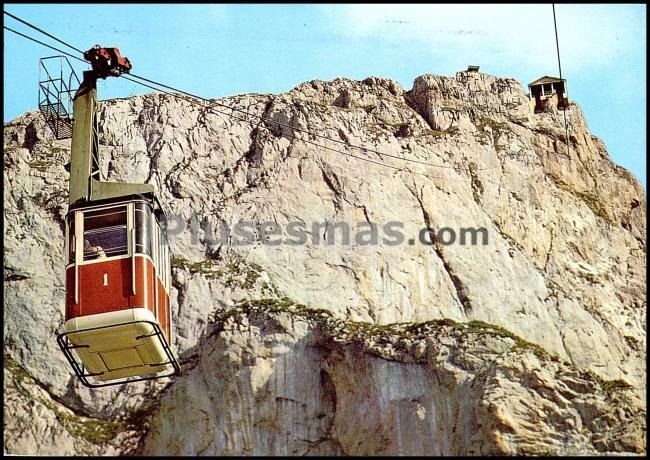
top-left (3, 70), bottom-right (646, 455)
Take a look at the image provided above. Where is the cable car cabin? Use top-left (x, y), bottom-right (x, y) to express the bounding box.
top-left (58, 194), bottom-right (179, 387)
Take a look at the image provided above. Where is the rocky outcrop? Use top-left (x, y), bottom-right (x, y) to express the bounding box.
top-left (3, 357), bottom-right (140, 455)
top-left (3, 70), bottom-right (645, 454)
top-left (141, 299), bottom-right (645, 456)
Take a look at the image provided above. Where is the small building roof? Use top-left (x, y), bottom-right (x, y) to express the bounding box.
top-left (528, 76), bottom-right (566, 87)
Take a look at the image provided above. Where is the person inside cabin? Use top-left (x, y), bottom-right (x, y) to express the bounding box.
top-left (84, 239), bottom-right (106, 259)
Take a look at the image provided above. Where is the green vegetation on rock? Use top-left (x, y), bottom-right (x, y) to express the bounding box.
top-left (27, 159), bottom-right (50, 172)
top-left (172, 253), bottom-right (279, 294)
top-left (583, 370), bottom-right (633, 392)
top-left (549, 175), bottom-right (613, 224)
top-left (4, 356), bottom-right (125, 445)
top-left (208, 298), bottom-right (560, 363)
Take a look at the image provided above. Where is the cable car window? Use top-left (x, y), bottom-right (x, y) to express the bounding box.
top-left (151, 216), bottom-right (157, 272)
top-left (134, 202), bottom-right (152, 256)
top-left (166, 242), bottom-right (170, 290)
top-left (67, 213), bottom-right (75, 264)
top-left (162, 238), bottom-right (169, 290)
top-left (83, 206), bottom-right (128, 260)
top-left (157, 222), bottom-right (163, 277)
top-left (165, 237), bottom-right (171, 290)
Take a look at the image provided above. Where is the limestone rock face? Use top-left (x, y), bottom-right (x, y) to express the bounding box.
top-left (141, 301), bottom-right (645, 456)
top-left (3, 70), bottom-right (645, 455)
top-left (3, 357), bottom-right (140, 455)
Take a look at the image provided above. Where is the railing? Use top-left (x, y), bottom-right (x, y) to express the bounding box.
top-left (38, 56), bottom-right (80, 140)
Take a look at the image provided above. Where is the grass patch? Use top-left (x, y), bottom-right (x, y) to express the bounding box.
top-left (209, 299), bottom-right (558, 363)
top-left (463, 320), bottom-right (554, 361)
top-left (475, 116), bottom-right (510, 151)
top-left (571, 190), bottom-right (612, 224)
top-left (28, 159), bottom-right (49, 172)
top-left (583, 370), bottom-right (633, 393)
top-left (467, 162), bottom-right (485, 202)
top-left (209, 297), bottom-right (331, 325)
top-left (4, 356), bottom-right (125, 445)
top-left (414, 126), bottom-right (459, 138)
top-left (475, 116), bottom-right (509, 133)
top-left (426, 129), bottom-right (447, 137)
top-left (172, 253), bottom-right (277, 293)
top-left (549, 176), bottom-right (613, 224)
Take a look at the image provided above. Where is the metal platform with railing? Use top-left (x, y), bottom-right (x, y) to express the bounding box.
top-left (38, 55), bottom-right (80, 139)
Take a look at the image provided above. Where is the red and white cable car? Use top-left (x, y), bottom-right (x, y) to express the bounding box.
top-left (50, 46), bottom-right (180, 387)
top-left (59, 195), bottom-right (179, 386)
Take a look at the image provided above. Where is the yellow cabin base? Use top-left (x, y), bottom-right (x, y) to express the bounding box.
top-left (64, 309), bottom-right (171, 382)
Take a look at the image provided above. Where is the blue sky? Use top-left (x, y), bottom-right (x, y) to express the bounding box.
top-left (3, 4), bottom-right (646, 188)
